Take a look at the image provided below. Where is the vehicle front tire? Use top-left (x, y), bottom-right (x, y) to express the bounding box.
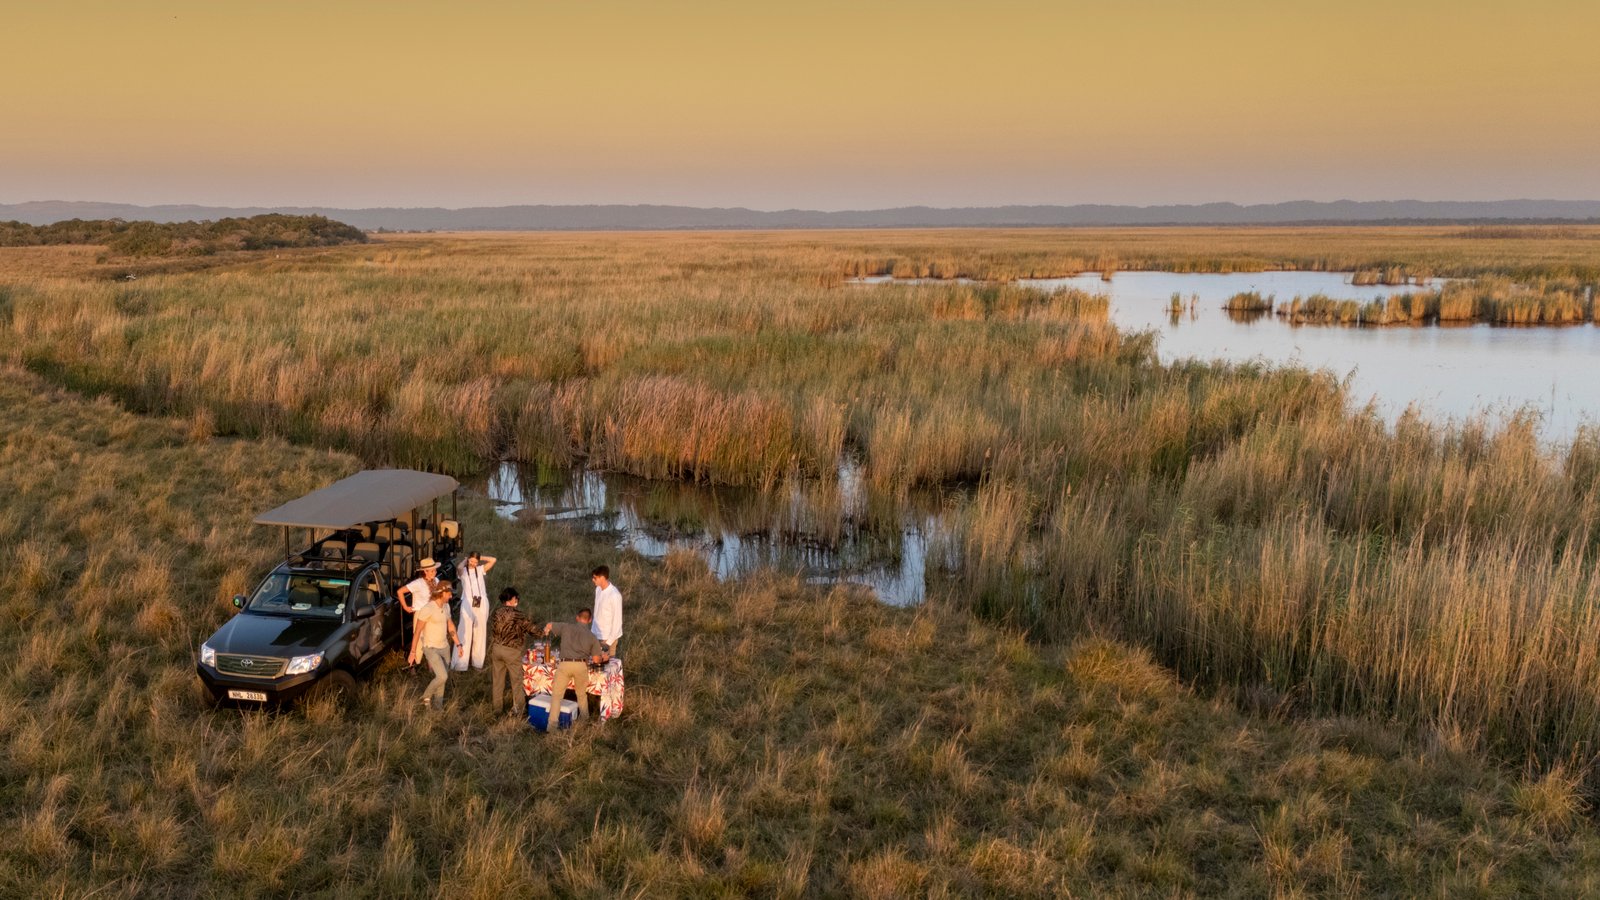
top-left (302, 669), bottom-right (357, 710)
top-left (195, 680), bottom-right (222, 709)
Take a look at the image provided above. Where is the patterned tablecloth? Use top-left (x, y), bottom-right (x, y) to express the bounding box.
top-left (522, 643), bottom-right (624, 722)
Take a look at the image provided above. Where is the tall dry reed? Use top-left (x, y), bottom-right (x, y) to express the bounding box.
top-left (5, 229), bottom-right (1600, 773)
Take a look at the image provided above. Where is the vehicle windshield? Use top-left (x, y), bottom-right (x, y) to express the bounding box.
top-left (246, 572), bottom-right (351, 619)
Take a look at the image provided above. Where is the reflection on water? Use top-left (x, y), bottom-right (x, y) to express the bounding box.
top-left (1020, 271), bottom-right (1600, 443)
top-left (861, 271), bottom-right (1600, 442)
top-left (482, 460), bottom-right (959, 606)
top-left (1223, 308), bottom-right (1272, 325)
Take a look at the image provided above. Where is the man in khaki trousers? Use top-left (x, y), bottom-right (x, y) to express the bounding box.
top-left (541, 608), bottom-right (609, 729)
top-left (488, 587), bottom-right (538, 716)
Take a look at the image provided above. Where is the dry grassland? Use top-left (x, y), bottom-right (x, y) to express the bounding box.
top-left (6, 368), bottom-right (1600, 897)
top-left (4, 228), bottom-right (1600, 786)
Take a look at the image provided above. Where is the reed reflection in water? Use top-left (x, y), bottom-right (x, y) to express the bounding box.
top-left (482, 460), bottom-right (961, 606)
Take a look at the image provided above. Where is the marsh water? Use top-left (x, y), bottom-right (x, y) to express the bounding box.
top-left (483, 459), bottom-right (954, 606)
top-left (487, 270), bottom-right (1600, 605)
top-left (1019, 271), bottom-right (1600, 442)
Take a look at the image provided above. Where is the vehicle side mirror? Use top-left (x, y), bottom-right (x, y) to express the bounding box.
top-left (354, 604), bottom-right (376, 619)
top-left (232, 594), bottom-right (245, 609)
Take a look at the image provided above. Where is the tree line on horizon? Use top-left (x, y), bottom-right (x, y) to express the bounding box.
top-left (0, 214), bottom-right (367, 256)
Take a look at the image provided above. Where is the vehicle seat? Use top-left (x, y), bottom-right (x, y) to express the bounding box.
top-left (350, 542), bottom-right (381, 563)
top-left (390, 545), bottom-right (415, 580)
top-left (375, 523), bottom-right (406, 543)
top-left (288, 584), bottom-right (320, 608)
top-left (320, 543), bottom-right (346, 560)
top-left (438, 520), bottom-right (459, 547)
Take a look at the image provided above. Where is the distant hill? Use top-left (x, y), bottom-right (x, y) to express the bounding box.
top-left (5, 199), bottom-right (1600, 231)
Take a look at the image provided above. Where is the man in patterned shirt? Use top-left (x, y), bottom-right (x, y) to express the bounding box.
top-left (488, 587), bottom-right (539, 716)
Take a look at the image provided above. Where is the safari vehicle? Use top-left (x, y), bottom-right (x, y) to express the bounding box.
top-left (196, 469), bottom-right (463, 706)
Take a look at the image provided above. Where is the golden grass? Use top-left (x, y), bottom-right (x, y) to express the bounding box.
top-left (5, 228), bottom-right (1600, 777)
top-left (815, 224), bottom-right (1600, 281)
top-left (1279, 279), bottom-right (1596, 326)
top-left (7, 368), bottom-right (1600, 895)
top-left (0, 235), bottom-right (1145, 483)
top-left (1223, 291), bottom-right (1274, 312)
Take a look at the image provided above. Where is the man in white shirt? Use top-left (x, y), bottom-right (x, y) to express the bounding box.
top-left (590, 565), bottom-right (623, 658)
top-left (451, 550), bottom-right (496, 672)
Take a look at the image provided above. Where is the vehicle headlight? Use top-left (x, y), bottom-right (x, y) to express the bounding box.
top-left (284, 653), bottom-right (323, 676)
top-left (200, 643), bottom-right (216, 667)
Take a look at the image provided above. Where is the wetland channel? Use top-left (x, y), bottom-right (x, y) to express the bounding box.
top-left (483, 271), bottom-right (1600, 605)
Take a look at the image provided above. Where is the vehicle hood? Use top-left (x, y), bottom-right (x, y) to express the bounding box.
top-left (206, 612), bottom-right (345, 658)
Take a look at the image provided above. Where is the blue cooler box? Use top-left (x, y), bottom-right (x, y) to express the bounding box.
top-left (527, 694), bottom-right (580, 731)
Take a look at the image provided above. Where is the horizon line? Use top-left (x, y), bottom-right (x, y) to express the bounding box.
top-left (10, 197), bottom-right (1600, 214)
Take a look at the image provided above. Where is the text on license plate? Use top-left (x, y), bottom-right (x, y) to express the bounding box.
top-left (227, 690), bottom-right (268, 702)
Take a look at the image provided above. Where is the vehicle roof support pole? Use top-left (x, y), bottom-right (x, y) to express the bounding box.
top-left (283, 527), bottom-right (291, 563)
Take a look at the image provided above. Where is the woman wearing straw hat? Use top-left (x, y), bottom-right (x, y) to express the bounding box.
top-left (399, 557), bottom-right (444, 670)
top-left (398, 557), bottom-right (443, 615)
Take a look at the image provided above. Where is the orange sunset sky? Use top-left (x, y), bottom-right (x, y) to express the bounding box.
top-left (5, 0), bottom-right (1599, 209)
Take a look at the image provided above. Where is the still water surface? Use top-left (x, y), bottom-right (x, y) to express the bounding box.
top-left (483, 460), bottom-right (951, 606)
top-left (1025, 271), bottom-right (1600, 443)
top-left (487, 271), bottom-right (1600, 605)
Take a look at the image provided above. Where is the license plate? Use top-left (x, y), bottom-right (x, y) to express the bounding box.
top-left (227, 690), bottom-right (268, 702)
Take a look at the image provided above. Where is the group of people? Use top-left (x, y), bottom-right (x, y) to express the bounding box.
top-left (397, 552), bottom-right (624, 726)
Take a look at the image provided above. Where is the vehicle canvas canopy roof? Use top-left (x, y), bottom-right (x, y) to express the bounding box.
top-left (252, 469), bottom-right (459, 530)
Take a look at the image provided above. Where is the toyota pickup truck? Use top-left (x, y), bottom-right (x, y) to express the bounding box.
top-left (197, 469), bottom-right (463, 706)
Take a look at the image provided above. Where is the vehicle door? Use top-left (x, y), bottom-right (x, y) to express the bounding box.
top-left (374, 568), bottom-right (401, 653)
top-left (350, 569), bottom-right (388, 664)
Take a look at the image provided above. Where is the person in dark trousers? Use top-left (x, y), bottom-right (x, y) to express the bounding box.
top-left (488, 587), bottom-right (539, 716)
top-left (540, 608), bottom-right (609, 729)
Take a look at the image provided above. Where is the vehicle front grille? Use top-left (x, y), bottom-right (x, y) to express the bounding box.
top-left (215, 654), bottom-right (287, 678)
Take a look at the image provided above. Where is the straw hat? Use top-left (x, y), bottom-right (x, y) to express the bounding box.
top-left (419, 557), bottom-right (438, 570)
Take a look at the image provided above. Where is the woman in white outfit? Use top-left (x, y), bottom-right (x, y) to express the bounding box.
top-left (451, 551), bottom-right (496, 671)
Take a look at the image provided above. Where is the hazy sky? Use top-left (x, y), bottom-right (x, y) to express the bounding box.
top-left (6, 0), bottom-right (1599, 209)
